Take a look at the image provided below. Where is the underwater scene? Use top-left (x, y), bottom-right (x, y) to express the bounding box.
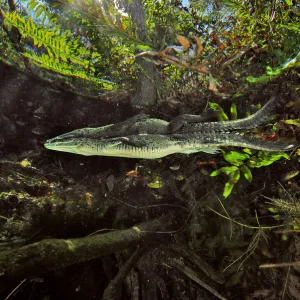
top-left (0, 0), bottom-right (300, 299)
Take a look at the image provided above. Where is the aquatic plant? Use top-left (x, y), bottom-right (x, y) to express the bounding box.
top-left (209, 101), bottom-right (292, 198)
top-left (211, 149), bottom-right (290, 198)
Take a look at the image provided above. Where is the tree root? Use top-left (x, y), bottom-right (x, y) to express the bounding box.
top-left (169, 258), bottom-right (227, 300)
top-left (103, 247), bottom-right (146, 300)
top-left (0, 216), bottom-right (174, 285)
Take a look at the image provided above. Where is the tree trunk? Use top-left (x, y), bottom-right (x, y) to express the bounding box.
top-left (124, 0), bottom-right (161, 108)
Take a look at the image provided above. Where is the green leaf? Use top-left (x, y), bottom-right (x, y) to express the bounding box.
top-left (272, 122), bottom-right (278, 131)
top-left (136, 44), bottom-right (151, 51)
top-left (210, 166), bottom-right (239, 176)
top-left (268, 207), bottom-right (280, 213)
top-left (147, 176), bottom-right (164, 189)
top-left (240, 165), bottom-right (252, 182)
top-left (208, 102), bottom-right (229, 121)
top-left (282, 170), bottom-right (299, 181)
top-left (248, 152), bottom-right (290, 168)
top-left (230, 103), bottom-right (237, 120)
top-left (223, 170), bottom-right (240, 198)
top-left (271, 214), bottom-right (281, 220)
top-left (282, 153), bottom-right (290, 160)
top-left (285, 0), bottom-right (293, 5)
top-left (230, 170), bottom-right (241, 183)
top-left (266, 65), bottom-right (281, 76)
top-left (223, 151), bottom-right (249, 165)
top-left (242, 148), bottom-right (252, 155)
top-left (223, 181), bottom-right (235, 199)
top-left (36, 6), bottom-right (44, 19)
top-left (246, 75), bottom-right (271, 83)
top-left (284, 119), bottom-right (300, 126)
top-left (28, 2), bottom-right (38, 10)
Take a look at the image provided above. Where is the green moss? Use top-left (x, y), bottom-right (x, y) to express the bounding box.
top-left (66, 240), bottom-right (76, 251)
top-left (0, 191), bottom-right (30, 200)
top-left (19, 159), bottom-right (31, 168)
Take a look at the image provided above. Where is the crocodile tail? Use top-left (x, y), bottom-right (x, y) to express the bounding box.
top-left (219, 95), bottom-right (279, 130)
top-left (181, 96), bottom-right (281, 133)
top-left (176, 132), bottom-right (295, 152)
top-left (210, 133), bottom-right (295, 152)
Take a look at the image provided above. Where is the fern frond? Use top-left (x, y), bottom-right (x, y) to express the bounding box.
top-left (4, 12), bottom-right (78, 63)
top-left (271, 198), bottom-right (300, 217)
top-left (2, 11), bottom-right (117, 91)
top-left (24, 52), bottom-right (116, 90)
top-left (218, 0), bottom-right (249, 18)
top-left (26, 0), bottom-right (57, 26)
top-left (3, 11), bottom-right (98, 69)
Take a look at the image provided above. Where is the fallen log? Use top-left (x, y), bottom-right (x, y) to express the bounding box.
top-left (0, 216), bottom-right (173, 284)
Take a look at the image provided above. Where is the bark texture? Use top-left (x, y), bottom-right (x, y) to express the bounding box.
top-left (0, 217), bottom-right (172, 284)
top-left (124, 0), bottom-right (161, 107)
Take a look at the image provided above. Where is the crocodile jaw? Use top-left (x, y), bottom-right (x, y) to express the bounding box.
top-left (44, 139), bottom-right (84, 155)
top-left (44, 139), bottom-right (176, 159)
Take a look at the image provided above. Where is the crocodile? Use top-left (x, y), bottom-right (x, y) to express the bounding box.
top-left (44, 96), bottom-right (295, 159)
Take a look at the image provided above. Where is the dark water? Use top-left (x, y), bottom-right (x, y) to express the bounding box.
top-left (0, 59), bottom-right (298, 299)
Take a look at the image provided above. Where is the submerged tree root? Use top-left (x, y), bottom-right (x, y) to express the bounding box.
top-left (103, 247), bottom-right (147, 300)
top-left (169, 258), bottom-right (227, 300)
top-left (0, 216), bottom-right (174, 285)
top-left (169, 244), bottom-right (225, 284)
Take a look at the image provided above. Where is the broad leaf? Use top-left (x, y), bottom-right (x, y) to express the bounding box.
top-left (223, 170), bottom-right (240, 198)
top-left (208, 102), bottom-right (229, 121)
top-left (240, 165), bottom-right (252, 182)
top-left (210, 166), bottom-right (239, 177)
top-left (223, 151), bottom-right (249, 165)
top-left (230, 103), bottom-right (237, 120)
top-left (284, 119), bottom-right (300, 126)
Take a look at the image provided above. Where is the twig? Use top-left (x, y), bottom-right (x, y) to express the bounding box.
top-left (282, 263), bottom-right (291, 300)
top-left (111, 193), bottom-right (210, 235)
top-left (207, 195), bottom-right (286, 230)
top-left (274, 229), bottom-right (300, 234)
top-left (7, 0), bottom-right (17, 11)
top-left (5, 279), bottom-right (26, 300)
top-left (169, 258), bottom-right (227, 300)
top-left (223, 43), bottom-right (257, 66)
top-left (207, 206), bottom-right (285, 230)
top-left (223, 230), bottom-right (261, 272)
top-left (110, 196), bottom-right (188, 211)
top-left (133, 51), bottom-right (209, 75)
top-left (260, 261), bottom-right (300, 269)
top-left (103, 247), bottom-right (146, 300)
top-left (88, 228), bottom-right (119, 236)
top-left (210, 197), bottom-right (285, 271)
top-left (139, 198), bottom-right (201, 234)
top-left (169, 244), bottom-right (225, 284)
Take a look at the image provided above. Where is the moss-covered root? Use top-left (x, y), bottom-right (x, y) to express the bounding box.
top-left (0, 217), bottom-right (173, 284)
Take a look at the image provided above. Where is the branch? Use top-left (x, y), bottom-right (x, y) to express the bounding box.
top-left (0, 217), bottom-right (174, 284)
top-left (134, 51), bottom-right (210, 75)
top-left (7, 0), bottom-right (16, 11)
top-left (223, 43), bottom-right (257, 66)
top-left (169, 258), bottom-right (227, 300)
top-left (103, 247), bottom-right (147, 300)
top-left (260, 261), bottom-right (300, 269)
top-left (169, 244), bottom-right (225, 284)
